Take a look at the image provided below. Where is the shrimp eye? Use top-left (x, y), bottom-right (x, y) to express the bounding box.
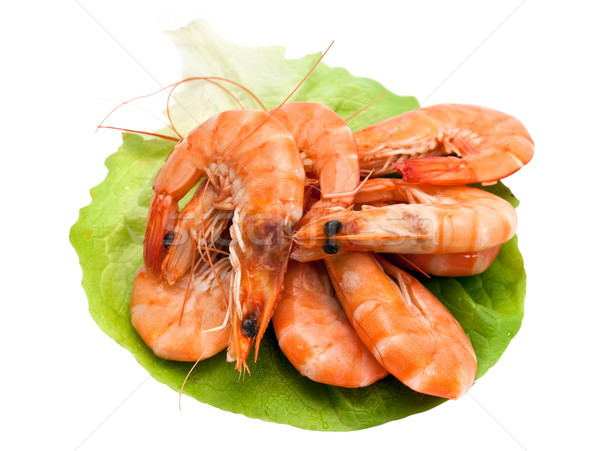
top-left (323, 220), bottom-right (342, 236)
top-left (163, 231), bottom-right (175, 250)
top-left (323, 240), bottom-right (339, 254)
top-left (241, 314), bottom-right (259, 338)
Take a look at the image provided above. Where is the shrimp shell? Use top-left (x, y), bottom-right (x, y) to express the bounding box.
top-left (130, 264), bottom-right (231, 362)
top-left (143, 109), bottom-right (305, 372)
top-left (292, 179), bottom-right (517, 261)
top-left (273, 260), bottom-right (388, 388)
top-left (325, 252), bottom-right (477, 399)
top-left (392, 245), bottom-right (501, 277)
top-left (355, 104), bottom-right (534, 184)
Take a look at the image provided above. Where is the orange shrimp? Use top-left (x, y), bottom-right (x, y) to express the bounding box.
top-left (392, 245), bottom-right (501, 277)
top-left (346, 179), bottom-right (503, 276)
top-left (130, 263), bottom-right (231, 362)
top-left (143, 109), bottom-right (305, 372)
top-left (270, 102), bottom-right (360, 212)
top-left (292, 178), bottom-right (517, 261)
top-left (325, 252), bottom-right (477, 399)
top-left (354, 104), bottom-right (534, 183)
top-left (272, 260), bottom-right (388, 388)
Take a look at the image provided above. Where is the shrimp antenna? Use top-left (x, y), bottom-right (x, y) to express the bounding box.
top-left (344, 91), bottom-right (389, 122)
top-left (393, 255), bottom-right (431, 279)
top-left (97, 76), bottom-right (266, 141)
top-left (177, 324), bottom-right (230, 411)
top-left (272, 40), bottom-right (335, 112)
top-left (103, 97), bottom-right (175, 129)
top-left (198, 182), bottom-right (232, 306)
top-left (175, 76), bottom-right (266, 110)
top-left (198, 39), bottom-right (336, 165)
top-left (165, 77), bottom-right (265, 140)
top-left (322, 169), bottom-right (374, 199)
top-left (97, 84), bottom-right (180, 134)
top-left (96, 126), bottom-right (180, 141)
top-left (178, 243), bottom-right (197, 326)
top-left (166, 80), bottom-right (234, 141)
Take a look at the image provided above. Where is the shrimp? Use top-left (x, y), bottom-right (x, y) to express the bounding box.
top-left (349, 193), bottom-right (501, 277)
top-left (392, 245), bottom-right (501, 277)
top-left (354, 104), bottom-right (534, 183)
top-left (292, 178), bottom-right (517, 261)
top-left (143, 109), bottom-right (305, 371)
top-left (325, 252), bottom-right (477, 399)
top-left (130, 263), bottom-right (231, 362)
top-left (270, 102), bottom-right (360, 212)
top-left (272, 260), bottom-right (388, 388)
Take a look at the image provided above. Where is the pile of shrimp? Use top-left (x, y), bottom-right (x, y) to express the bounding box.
top-left (114, 69), bottom-right (533, 401)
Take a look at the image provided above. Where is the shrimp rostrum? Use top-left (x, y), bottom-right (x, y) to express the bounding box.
top-left (143, 109), bottom-right (305, 372)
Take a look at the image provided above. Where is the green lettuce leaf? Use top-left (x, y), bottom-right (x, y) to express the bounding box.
top-left (70, 20), bottom-right (525, 431)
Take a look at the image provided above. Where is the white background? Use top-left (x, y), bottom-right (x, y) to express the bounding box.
top-left (2, 1), bottom-right (599, 450)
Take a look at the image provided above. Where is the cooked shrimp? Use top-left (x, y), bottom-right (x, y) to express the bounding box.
top-left (392, 245), bottom-right (501, 277)
top-left (143, 109), bottom-right (305, 371)
top-left (270, 102), bottom-right (360, 211)
top-left (272, 260), bottom-right (388, 388)
top-left (325, 252), bottom-right (477, 399)
top-left (348, 178), bottom-right (502, 276)
top-left (130, 263), bottom-right (231, 362)
top-left (354, 104), bottom-right (534, 183)
top-left (292, 178), bottom-right (517, 261)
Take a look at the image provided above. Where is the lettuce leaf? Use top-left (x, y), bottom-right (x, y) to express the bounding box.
top-left (70, 20), bottom-right (525, 431)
